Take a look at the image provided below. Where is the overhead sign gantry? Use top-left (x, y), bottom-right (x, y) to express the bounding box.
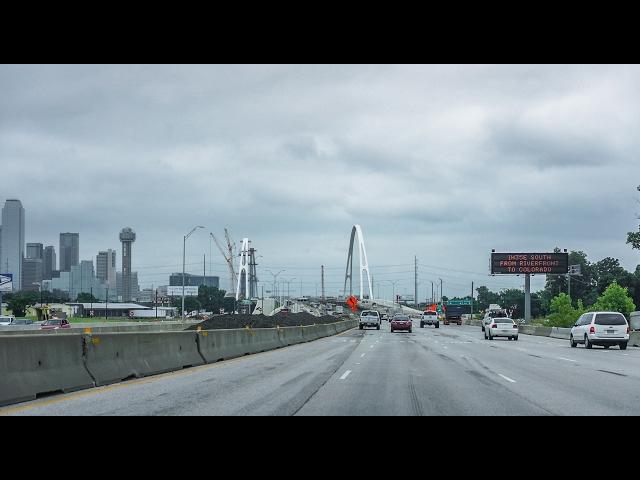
top-left (490, 250), bottom-right (569, 322)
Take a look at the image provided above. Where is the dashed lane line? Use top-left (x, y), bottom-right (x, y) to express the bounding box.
top-left (498, 374), bottom-right (517, 383)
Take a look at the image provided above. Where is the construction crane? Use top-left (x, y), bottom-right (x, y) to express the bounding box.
top-left (210, 229), bottom-right (237, 296)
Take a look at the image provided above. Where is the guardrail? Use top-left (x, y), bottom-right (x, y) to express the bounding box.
top-left (0, 319), bottom-right (358, 407)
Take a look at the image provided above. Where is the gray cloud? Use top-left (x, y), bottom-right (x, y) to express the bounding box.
top-left (1, 64), bottom-right (639, 299)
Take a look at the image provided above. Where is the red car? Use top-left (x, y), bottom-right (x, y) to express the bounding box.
top-left (40, 318), bottom-right (71, 330)
top-left (390, 314), bottom-right (412, 333)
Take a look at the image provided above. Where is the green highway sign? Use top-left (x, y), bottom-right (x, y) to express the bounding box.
top-left (446, 299), bottom-right (472, 306)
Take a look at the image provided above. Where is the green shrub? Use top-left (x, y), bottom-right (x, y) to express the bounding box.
top-left (589, 281), bottom-right (636, 316)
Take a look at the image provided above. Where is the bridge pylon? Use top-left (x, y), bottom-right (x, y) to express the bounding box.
top-left (343, 225), bottom-right (373, 300)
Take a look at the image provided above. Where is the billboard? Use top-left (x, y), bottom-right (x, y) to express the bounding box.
top-left (166, 286), bottom-right (199, 297)
top-left (491, 252), bottom-right (569, 275)
top-left (0, 274), bottom-right (13, 293)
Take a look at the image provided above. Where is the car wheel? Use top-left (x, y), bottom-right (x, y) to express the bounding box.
top-left (409, 330), bottom-right (412, 333)
top-left (420, 322), bottom-right (424, 328)
top-left (604, 345), bottom-right (610, 349)
top-left (620, 342), bottom-right (628, 350)
top-left (481, 326), bottom-right (485, 332)
top-left (570, 336), bottom-right (577, 348)
top-left (489, 331), bottom-right (493, 340)
top-left (508, 337), bottom-right (512, 341)
top-left (435, 323), bottom-right (439, 329)
top-left (585, 335), bottom-right (592, 349)
top-left (359, 325), bottom-right (363, 330)
top-left (514, 336), bottom-right (518, 341)
top-left (391, 329), bottom-right (394, 333)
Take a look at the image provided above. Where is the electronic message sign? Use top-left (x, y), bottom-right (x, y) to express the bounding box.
top-left (491, 252), bottom-right (568, 275)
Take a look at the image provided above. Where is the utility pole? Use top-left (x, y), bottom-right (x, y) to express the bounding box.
top-left (414, 256), bottom-right (418, 308)
top-left (105, 287), bottom-right (109, 321)
top-left (471, 281), bottom-right (474, 320)
top-left (204, 254), bottom-right (206, 284)
top-left (440, 278), bottom-right (443, 303)
top-left (155, 289), bottom-right (158, 321)
top-left (431, 281), bottom-right (434, 305)
top-left (321, 265), bottom-right (325, 301)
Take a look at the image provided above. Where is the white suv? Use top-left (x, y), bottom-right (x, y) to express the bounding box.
top-left (359, 310), bottom-right (381, 330)
top-left (0, 315), bottom-right (16, 326)
top-left (570, 312), bottom-right (629, 350)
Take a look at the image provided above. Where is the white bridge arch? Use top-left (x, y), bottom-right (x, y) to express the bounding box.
top-left (343, 225), bottom-right (373, 300)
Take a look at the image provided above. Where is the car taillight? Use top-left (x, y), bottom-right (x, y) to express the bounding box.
top-left (627, 326), bottom-right (630, 334)
top-left (491, 324), bottom-right (497, 329)
top-left (513, 324), bottom-right (518, 329)
top-left (589, 326), bottom-right (595, 334)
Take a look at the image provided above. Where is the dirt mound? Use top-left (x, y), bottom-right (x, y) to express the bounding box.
top-left (186, 312), bottom-right (350, 330)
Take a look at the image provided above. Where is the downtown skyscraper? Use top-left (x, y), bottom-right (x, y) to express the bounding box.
top-left (59, 233), bottom-right (79, 272)
top-left (1, 200), bottom-right (25, 290)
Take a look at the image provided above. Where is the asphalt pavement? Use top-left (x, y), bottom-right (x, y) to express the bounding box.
top-left (2, 322), bottom-right (640, 416)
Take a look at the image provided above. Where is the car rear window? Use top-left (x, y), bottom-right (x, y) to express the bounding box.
top-left (493, 318), bottom-right (514, 324)
top-left (423, 312), bottom-right (436, 316)
top-left (594, 314), bottom-right (627, 326)
top-left (394, 316), bottom-right (410, 321)
top-left (362, 311), bottom-right (379, 317)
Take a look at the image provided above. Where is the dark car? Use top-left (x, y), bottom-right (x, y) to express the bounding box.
top-left (444, 305), bottom-right (465, 325)
top-left (390, 314), bottom-right (412, 333)
top-left (40, 318), bottom-right (71, 330)
top-left (11, 319), bottom-right (34, 325)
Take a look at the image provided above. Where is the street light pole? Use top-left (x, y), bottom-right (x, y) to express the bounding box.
top-left (183, 226), bottom-right (205, 322)
top-left (265, 269), bottom-right (285, 306)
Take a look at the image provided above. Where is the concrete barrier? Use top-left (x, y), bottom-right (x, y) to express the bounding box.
top-left (630, 332), bottom-right (640, 347)
top-left (83, 332), bottom-right (205, 386)
top-left (197, 328), bottom-right (279, 363)
top-left (550, 327), bottom-right (572, 340)
top-left (278, 326), bottom-right (305, 347)
top-left (0, 335), bottom-right (95, 406)
top-left (0, 321), bottom-right (201, 336)
top-left (518, 325), bottom-right (536, 335)
top-left (1, 319), bottom-right (358, 407)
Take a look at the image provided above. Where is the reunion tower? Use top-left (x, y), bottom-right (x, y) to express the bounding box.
top-left (119, 227), bottom-right (136, 302)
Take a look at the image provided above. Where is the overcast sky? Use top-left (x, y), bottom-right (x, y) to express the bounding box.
top-left (1, 64), bottom-right (639, 300)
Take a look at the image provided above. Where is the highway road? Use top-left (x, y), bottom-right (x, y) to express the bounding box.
top-left (2, 323), bottom-right (640, 416)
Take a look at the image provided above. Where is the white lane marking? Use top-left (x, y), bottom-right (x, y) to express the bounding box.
top-left (498, 374), bottom-right (516, 383)
top-left (361, 353), bottom-right (366, 358)
top-left (559, 357), bottom-right (578, 363)
top-left (443, 346), bottom-right (448, 350)
top-left (370, 345), bottom-right (374, 349)
top-left (356, 363), bottom-right (361, 365)
top-left (340, 370), bottom-right (352, 380)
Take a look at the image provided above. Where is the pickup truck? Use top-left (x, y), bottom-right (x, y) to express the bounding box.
top-left (359, 310), bottom-right (381, 330)
top-left (420, 311), bottom-right (439, 328)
